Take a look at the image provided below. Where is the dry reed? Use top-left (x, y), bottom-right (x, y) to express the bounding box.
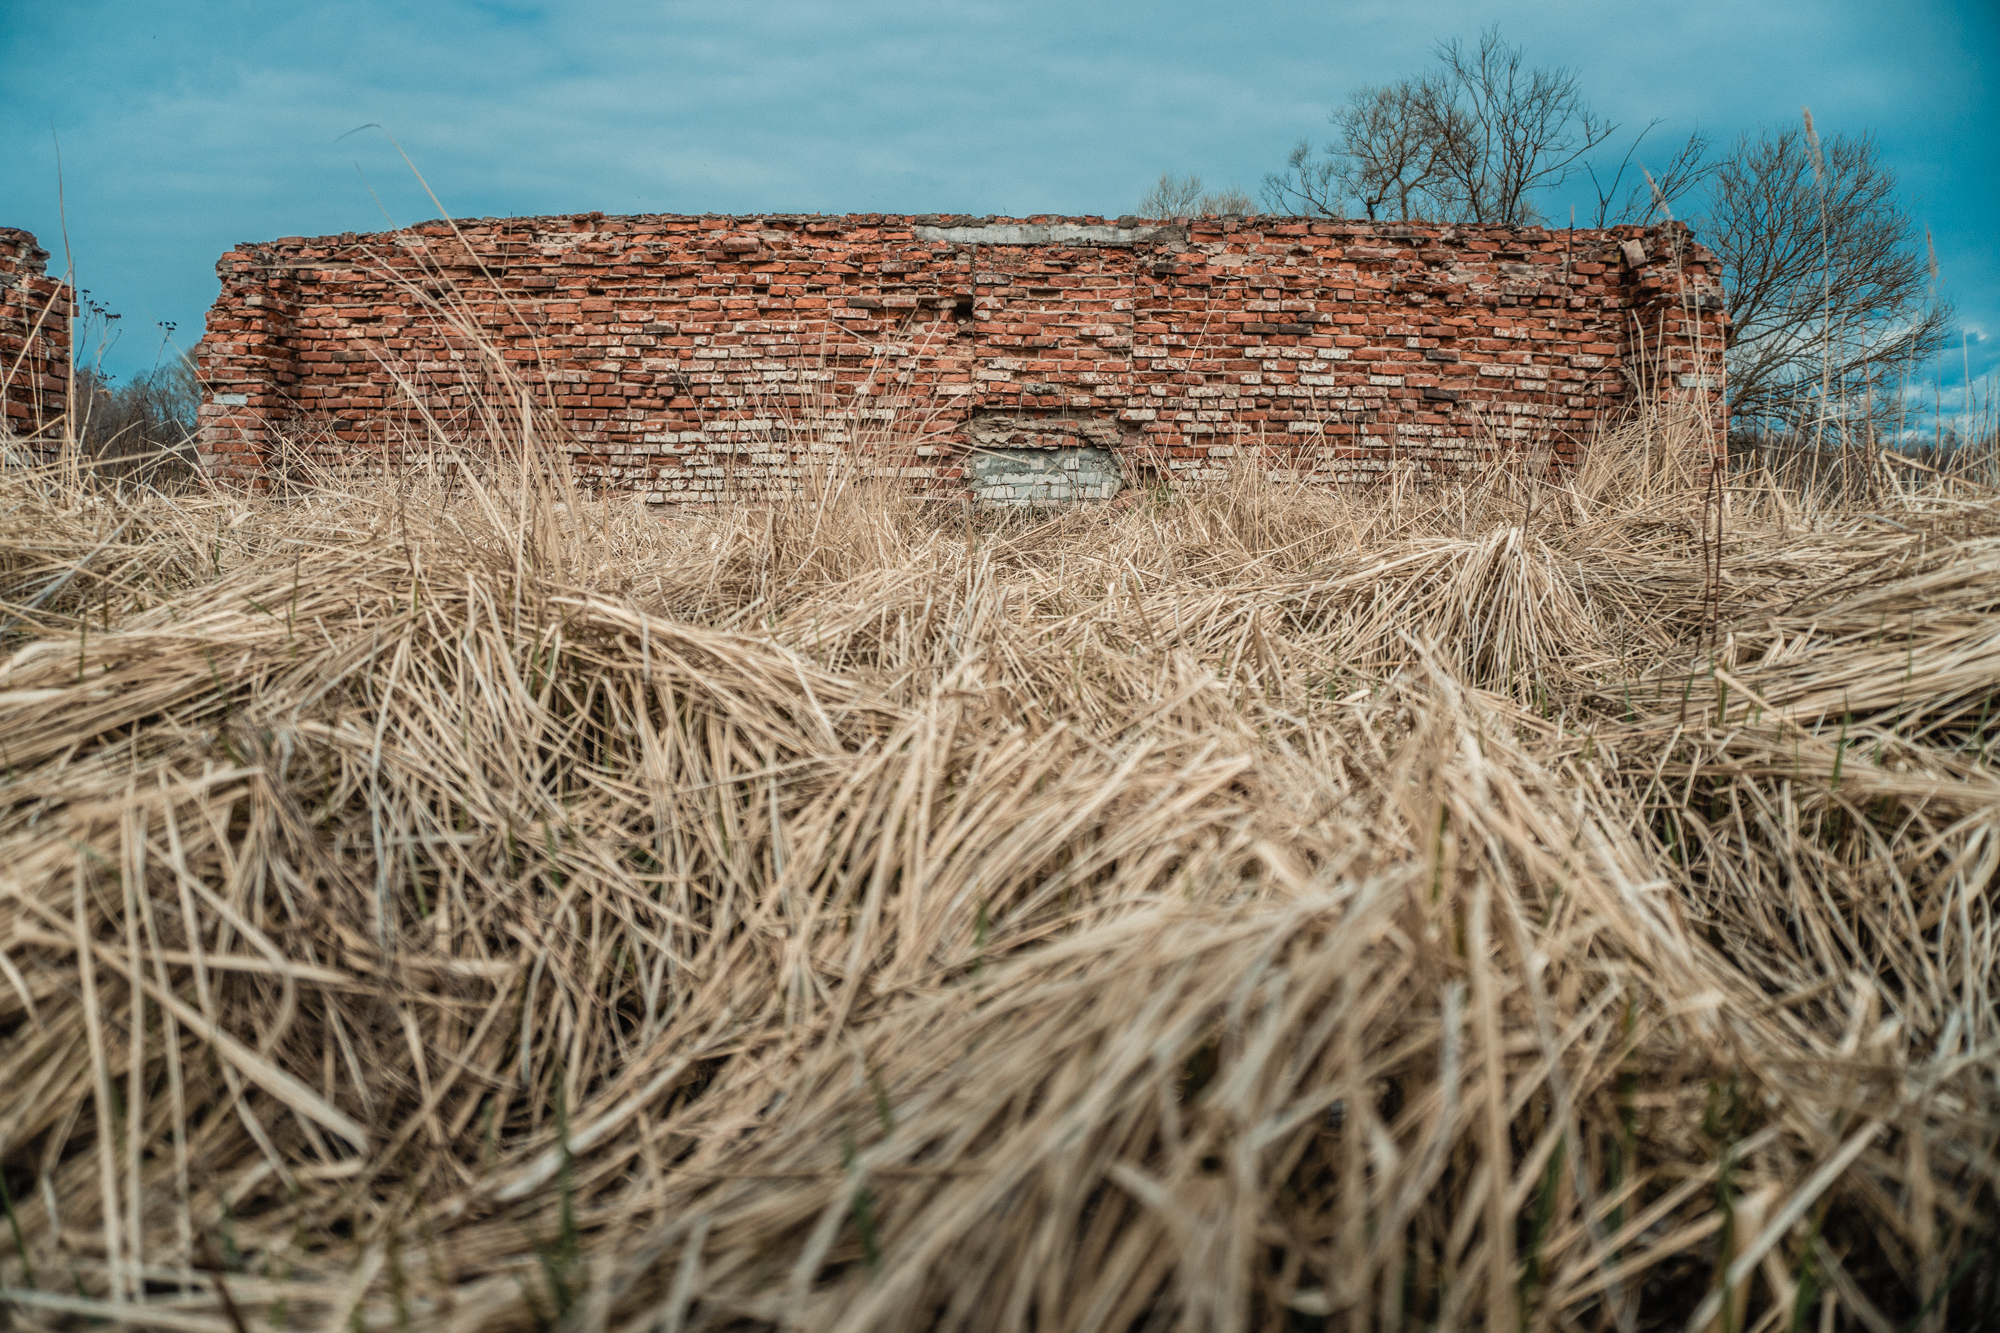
top-left (0, 400), bottom-right (1994, 1332)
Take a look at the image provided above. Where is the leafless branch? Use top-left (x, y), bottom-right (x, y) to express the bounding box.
top-left (1587, 123), bottom-right (1716, 227)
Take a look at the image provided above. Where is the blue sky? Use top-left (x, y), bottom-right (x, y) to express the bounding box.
top-left (2, 0), bottom-right (1994, 424)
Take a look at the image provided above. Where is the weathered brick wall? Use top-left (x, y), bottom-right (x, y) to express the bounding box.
top-left (197, 214), bottom-right (1726, 498)
top-left (1, 229), bottom-right (72, 461)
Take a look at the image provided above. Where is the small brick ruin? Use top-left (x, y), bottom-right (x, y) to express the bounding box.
top-left (196, 214), bottom-right (1727, 501)
top-left (1, 229), bottom-right (72, 462)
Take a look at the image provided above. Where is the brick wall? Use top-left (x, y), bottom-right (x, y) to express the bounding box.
top-left (1, 228), bottom-right (72, 461)
top-left (196, 214), bottom-right (1726, 498)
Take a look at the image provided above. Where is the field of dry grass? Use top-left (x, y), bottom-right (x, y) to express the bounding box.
top-left (0, 406), bottom-right (1995, 1332)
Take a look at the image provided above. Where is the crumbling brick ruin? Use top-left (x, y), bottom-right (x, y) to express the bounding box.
top-left (196, 213), bottom-right (1727, 502)
top-left (1, 229), bottom-right (72, 461)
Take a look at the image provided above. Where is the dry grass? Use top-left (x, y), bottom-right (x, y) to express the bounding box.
top-left (0, 404), bottom-right (1995, 1333)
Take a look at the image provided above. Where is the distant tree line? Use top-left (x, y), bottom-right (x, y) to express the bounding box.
top-left (1135, 172), bottom-right (1258, 222)
top-left (1138, 27), bottom-right (1954, 447)
top-left (58, 289), bottom-right (201, 483)
top-left (70, 354), bottom-right (200, 483)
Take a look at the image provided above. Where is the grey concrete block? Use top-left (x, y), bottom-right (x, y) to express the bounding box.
top-left (968, 446), bottom-right (1122, 506)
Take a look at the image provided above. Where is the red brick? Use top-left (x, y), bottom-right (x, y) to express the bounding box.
top-left (193, 214), bottom-right (1728, 496)
top-left (0, 229), bottom-right (71, 461)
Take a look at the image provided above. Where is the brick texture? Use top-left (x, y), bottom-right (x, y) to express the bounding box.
top-left (196, 213), bottom-right (1727, 497)
top-left (1, 228), bottom-right (72, 461)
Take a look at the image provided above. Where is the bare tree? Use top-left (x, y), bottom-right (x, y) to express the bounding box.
top-left (1264, 81), bottom-right (1465, 220)
top-left (1263, 28), bottom-right (1613, 224)
top-left (1197, 185), bottom-right (1259, 216)
top-left (1701, 122), bottom-right (1952, 435)
top-left (1139, 171), bottom-right (1206, 218)
top-left (1137, 171), bottom-right (1258, 219)
top-left (1426, 29), bottom-right (1615, 224)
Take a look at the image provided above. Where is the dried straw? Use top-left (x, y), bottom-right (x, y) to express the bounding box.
top-left (0, 406), bottom-right (1993, 1331)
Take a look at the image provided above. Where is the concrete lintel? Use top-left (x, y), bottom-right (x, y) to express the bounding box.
top-left (915, 223), bottom-right (1168, 247)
